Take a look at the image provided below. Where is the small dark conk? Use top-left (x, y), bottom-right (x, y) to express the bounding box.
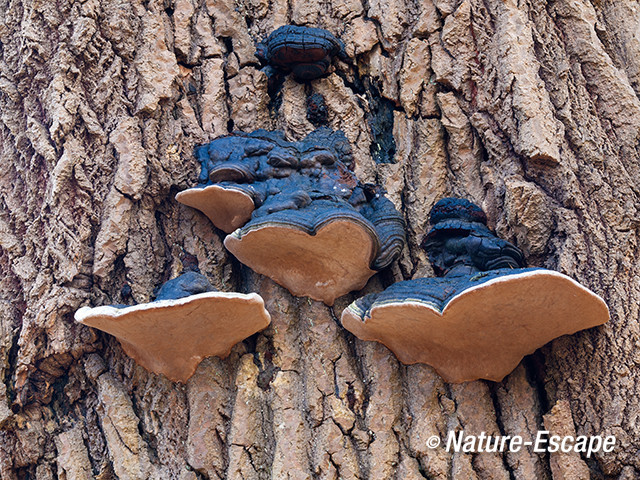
top-left (255, 25), bottom-right (347, 81)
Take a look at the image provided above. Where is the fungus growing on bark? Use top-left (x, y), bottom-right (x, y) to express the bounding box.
top-left (255, 25), bottom-right (348, 81)
top-left (341, 198), bottom-right (610, 383)
top-left (176, 128), bottom-right (405, 305)
top-left (74, 272), bottom-right (271, 382)
top-left (225, 205), bottom-right (378, 306)
top-left (175, 185), bottom-right (255, 233)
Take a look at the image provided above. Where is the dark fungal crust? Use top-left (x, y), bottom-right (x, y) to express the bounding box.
top-left (255, 25), bottom-right (347, 81)
top-left (428, 197), bottom-right (487, 225)
top-left (154, 271), bottom-right (217, 301)
top-left (176, 127), bottom-right (405, 304)
top-left (306, 93), bottom-right (329, 126)
top-left (422, 197), bottom-right (525, 276)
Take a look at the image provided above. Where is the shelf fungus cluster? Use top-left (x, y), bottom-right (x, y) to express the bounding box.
top-left (341, 198), bottom-right (610, 383)
top-left (255, 25), bottom-right (347, 82)
top-left (177, 127), bottom-right (405, 305)
top-left (73, 25), bottom-right (610, 386)
top-left (75, 272), bottom-right (271, 382)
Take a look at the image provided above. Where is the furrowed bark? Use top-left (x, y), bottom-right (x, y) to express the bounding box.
top-left (0, 0), bottom-right (638, 478)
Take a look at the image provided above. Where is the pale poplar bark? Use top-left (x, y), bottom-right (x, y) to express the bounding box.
top-left (0, 0), bottom-right (639, 478)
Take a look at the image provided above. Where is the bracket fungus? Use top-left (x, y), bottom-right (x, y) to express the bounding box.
top-left (341, 198), bottom-right (610, 383)
top-left (176, 128), bottom-right (405, 305)
top-left (75, 272), bottom-right (271, 382)
top-left (255, 25), bottom-right (348, 82)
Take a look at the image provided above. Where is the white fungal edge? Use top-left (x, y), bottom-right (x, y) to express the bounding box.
top-left (175, 184), bottom-right (251, 198)
top-left (74, 291), bottom-right (268, 322)
top-left (352, 269), bottom-right (609, 320)
top-left (175, 184), bottom-right (215, 202)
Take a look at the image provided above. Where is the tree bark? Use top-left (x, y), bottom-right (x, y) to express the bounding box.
top-left (0, 0), bottom-right (639, 478)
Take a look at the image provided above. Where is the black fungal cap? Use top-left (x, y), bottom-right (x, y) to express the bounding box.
top-left (255, 25), bottom-right (347, 82)
top-left (307, 93), bottom-right (329, 126)
top-left (154, 271), bottom-right (217, 301)
top-left (428, 197), bottom-right (487, 225)
top-left (421, 198), bottom-right (525, 276)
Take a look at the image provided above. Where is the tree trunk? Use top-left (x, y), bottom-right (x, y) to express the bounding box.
top-left (0, 0), bottom-right (639, 478)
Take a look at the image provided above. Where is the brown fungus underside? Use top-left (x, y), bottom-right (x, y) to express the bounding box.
top-left (75, 292), bottom-right (271, 382)
top-left (342, 269), bottom-right (609, 383)
top-left (176, 185), bottom-right (255, 234)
